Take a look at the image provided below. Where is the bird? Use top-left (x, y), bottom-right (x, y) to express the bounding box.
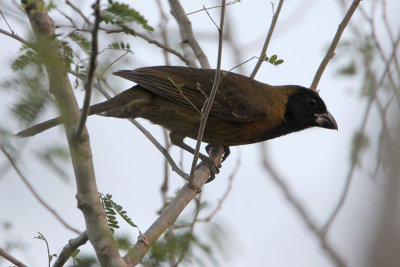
top-left (16, 66), bottom-right (338, 177)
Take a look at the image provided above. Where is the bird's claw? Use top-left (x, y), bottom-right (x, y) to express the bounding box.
top-left (205, 145), bottom-right (230, 162)
top-left (196, 158), bottom-right (219, 183)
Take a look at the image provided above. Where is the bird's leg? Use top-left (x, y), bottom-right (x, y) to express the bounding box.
top-left (169, 132), bottom-right (219, 178)
top-left (205, 144), bottom-right (230, 162)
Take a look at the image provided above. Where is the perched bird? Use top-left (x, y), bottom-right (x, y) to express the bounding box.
top-left (16, 66), bottom-right (338, 175)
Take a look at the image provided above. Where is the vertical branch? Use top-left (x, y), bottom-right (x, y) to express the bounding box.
top-left (310, 0), bottom-right (362, 91)
top-left (76, 0), bottom-right (101, 136)
top-left (250, 0), bottom-right (284, 79)
top-left (188, 0), bottom-right (226, 183)
top-left (21, 0), bottom-right (125, 265)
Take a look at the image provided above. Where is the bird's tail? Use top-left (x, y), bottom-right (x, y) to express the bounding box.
top-left (15, 99), bottom-right (120, 138)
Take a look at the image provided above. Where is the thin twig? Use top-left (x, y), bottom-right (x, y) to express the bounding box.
top-left (188, 0), bottom-right (226, 184)
top-left (250, 0), bottom-right (284, 78)
top-left (69, 71), bottom-right (190, 180)
top-left (76, 0), bottom-right (101, 136)
top-left (320, 96), bottom-right (373, 236)
top-left (310, 0), bottom-right (362, 91)
top-left (321, 3), bottom-right (400, 235)
top-left (53, 231), bottom-right (89, 267)
top-left (0, 145), bottom-right (81, 235)
top-left (155, 0), bottom-right (171, 65)
top-left (34, 232), bottom-right (52, 267)
top-left (186, 0), bottom-right (240, 16)
top-left (76, 25), bottom-right (192, 65)
top-left (65, 0), bottom-right (92, 26)
top-left (0, 28), bottom-right (29, 45)
top-left (0, 10), bottom-right (14, 33)
top-left (0, 247), bottom-right (28, 267)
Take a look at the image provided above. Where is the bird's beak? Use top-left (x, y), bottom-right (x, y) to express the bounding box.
top-left (315, 111), bottom-right (338, 130)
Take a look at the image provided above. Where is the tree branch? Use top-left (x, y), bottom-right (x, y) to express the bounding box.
top-left (250, 0), bottom-right (284, 79)
top-left (76, 0), bottom-right (101, 136)
top-left (0, 144), bottom-right (81, 235)
top-left (0, 247), bottom-right (28, 267)
top-left (261, 144), bottom-right (346, 267)
top-left (21, 0), bottom-right (125, 265)
top-left (53, 231), bottom-right (89, 267)
top-left (189, 0), bottom-right (226, 183)
top-left (124, 146), bottom-right (224, 266)
top-left (168, 0), bottom-right (210, 68)
top-left (310, 0), bottom-right (362, 91)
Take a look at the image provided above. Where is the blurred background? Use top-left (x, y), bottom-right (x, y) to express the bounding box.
top-left (0, 0), bottom-right (399, 266)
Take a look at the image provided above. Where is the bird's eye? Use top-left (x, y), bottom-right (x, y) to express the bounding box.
top-left (306, 97), bottom-right (317, 108)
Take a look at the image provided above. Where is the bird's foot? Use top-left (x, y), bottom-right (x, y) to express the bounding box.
top-left (196, 156), bottom-right (220, 183)
top-left (205, 145), bottom-right (230, 162)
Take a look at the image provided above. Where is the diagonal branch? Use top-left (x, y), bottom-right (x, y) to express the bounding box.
top-left (310, 0), bottom-right (362, 91)
top-left (124, 146), bottom-right (224, 266)
top-left (250, 0), bottom-right (284, 79)
top-left (53, 231), bottom-right (89, 267)
top-left (0, 247), bottom-right (28, 267)
top-left (261, 144), bottom-right (346, 267)
top-left (168, 0), bottom-right (210, 68)
top-left (0, 144), bottom-right (81, 235)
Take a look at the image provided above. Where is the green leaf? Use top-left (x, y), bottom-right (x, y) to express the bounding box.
top-left (269, 54), bottom-right (277, 63)
top-left (104, 0), bottom-right (154, 32)
top-left (68, 32), bottom-right (91, 54)
top-left (274, 59), bottom-right (284, 65)
top-left (12, 46), bottom-right (42, 72)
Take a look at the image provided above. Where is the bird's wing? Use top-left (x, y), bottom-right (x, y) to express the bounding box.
top-left (113, 66), bottom-right (272, 122)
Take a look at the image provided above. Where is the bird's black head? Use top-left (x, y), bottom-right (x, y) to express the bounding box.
top-left (284, 87), bottom-right (338, 133)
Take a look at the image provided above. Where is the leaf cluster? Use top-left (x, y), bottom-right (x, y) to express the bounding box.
top-left (100, 193), bottom-right (138, 234)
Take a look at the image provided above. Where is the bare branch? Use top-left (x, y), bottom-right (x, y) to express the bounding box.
top-left (321, 4), bottom-right (400, 235)
top-left (189, 0), bottom-right (226, 183)
top-left (0, 28), bottom-right (29, 45)
top-left (65, 0), bottom-right (91, 26)
top-left (250, 0), bottom-right (284, 79)
top-left (168, 0), bottom-right (210, 68)
top-left (174, 152), bottom-right (240, 229)
top-left (186, 0), bottom-right (240, 16)
top-left (76, 0), bottom-right (101, 136)
top-left (261, 144), bottom-right (346, 267)
top-left (155, 0), bottom-right (171, 65)
top-left (0, 145), bottom-right (81, 235)
top-left (21, 0), bottom-right (125, 265)
top-left (124, 146), bottom-right (224, 266)
top-left (0, 247), bottom-right (28, 267)
top-left (53, 232), bottom-right (89, 267)
top-left (310, 0), bottom-right (362, 91)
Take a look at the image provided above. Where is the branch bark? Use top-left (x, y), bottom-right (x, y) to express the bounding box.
top-left (0, 247), bottom-right (28, 267)
top-left (168, 0), bottom-right (210, 68)
top-left (124, 146), bottom-right (224, 266)
top-left (53, 231), bottom-right (89, 267)
top-left (310, 0), bottom-right (362, 91)
top-left (21, 0), bottom-right (125, 266)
